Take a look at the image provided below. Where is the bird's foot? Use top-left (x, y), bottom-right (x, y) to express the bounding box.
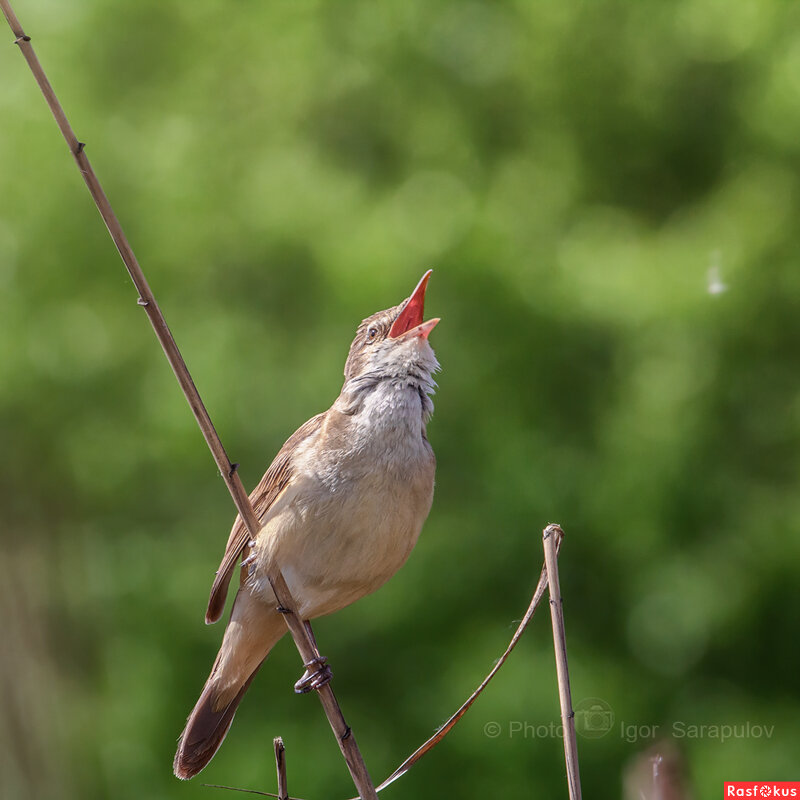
top-left (294, 656), bottom-right (332, 694)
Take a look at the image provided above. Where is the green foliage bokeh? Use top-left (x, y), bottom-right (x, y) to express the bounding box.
top-left (2, 1), bottom-right (799, 798)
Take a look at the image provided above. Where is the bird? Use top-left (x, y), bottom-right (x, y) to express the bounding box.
top-left (174, 271), bottom-right (440, 780)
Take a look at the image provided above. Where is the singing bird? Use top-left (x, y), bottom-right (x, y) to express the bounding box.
top-left (174, 272), bottom-right (440, 779)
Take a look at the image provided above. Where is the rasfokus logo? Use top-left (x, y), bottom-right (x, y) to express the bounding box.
top-left (725, 783), bottom-right (800, 797)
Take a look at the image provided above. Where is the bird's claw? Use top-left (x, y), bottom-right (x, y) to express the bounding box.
top-left (294, 655), bottom-right (332, 694)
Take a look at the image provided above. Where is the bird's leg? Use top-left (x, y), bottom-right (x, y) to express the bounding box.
top-left (293, 620), bottom-right (333, 694)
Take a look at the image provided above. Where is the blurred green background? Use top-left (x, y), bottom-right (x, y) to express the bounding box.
top-left (2, 0), bottom-right (799, 797)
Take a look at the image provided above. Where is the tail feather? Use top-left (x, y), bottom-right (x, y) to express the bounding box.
top-left (173, 664), bottom-right (261, 780)
top-left (174, 588), bottom-right (286, 780)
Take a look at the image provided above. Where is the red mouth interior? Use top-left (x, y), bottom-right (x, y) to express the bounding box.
top-left (389, 271), bottom-right (431, 339)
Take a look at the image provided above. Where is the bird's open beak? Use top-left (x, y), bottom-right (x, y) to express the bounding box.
top-left (388, 270), bottom-right (440, 340)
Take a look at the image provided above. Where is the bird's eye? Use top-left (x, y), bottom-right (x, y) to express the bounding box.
top-left (366, 326), bottom-right (379, 342)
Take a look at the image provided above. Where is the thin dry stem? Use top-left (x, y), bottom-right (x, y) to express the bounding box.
top-left (543, 524), bottom-right (582, 800)
top-left (273, 738), bottom-right (288, 800)
top-left (0, 4), bottom-right (377, 797)
top-left (202, 784), bottom-right (306, 800)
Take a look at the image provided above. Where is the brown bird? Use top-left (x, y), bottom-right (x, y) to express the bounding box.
top-left (174, 272), bottom-right (440, 779)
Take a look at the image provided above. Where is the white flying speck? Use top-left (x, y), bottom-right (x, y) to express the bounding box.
top-left (707, 251), bottom-right (728, 295)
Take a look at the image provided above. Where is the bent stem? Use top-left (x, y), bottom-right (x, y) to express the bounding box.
top-left (0, 3), bottom-right (377, 797)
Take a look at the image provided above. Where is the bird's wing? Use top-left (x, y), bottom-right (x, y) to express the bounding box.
top-left (205, 412), bottom-right (326, 624)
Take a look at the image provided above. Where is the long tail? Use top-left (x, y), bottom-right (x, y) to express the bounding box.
top-left (174, 589), bottom-right (286, 780)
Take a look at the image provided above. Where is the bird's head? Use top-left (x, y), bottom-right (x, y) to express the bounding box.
top-left (342, 270), bottom-right (440, 392)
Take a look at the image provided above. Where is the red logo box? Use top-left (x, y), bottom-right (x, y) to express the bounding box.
top-left (726, 784), bottom-right (800, 798)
